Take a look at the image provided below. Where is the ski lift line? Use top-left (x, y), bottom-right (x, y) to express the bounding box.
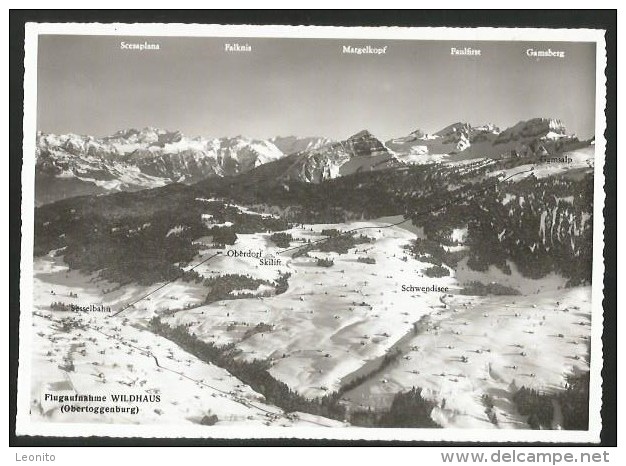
top-left (276, 167), bottom-right (535, 256)
top-left (112, 252), bottom-right (223, 316)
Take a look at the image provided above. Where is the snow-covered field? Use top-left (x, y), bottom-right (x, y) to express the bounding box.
top-left (30, 255), bottom-right (344, 427)
top-left (162, 216), bottom-right (450, 397)
top-left (339, 287), bottom-right (591, 429)
top-left (30, 210), bottom-right (592, 428)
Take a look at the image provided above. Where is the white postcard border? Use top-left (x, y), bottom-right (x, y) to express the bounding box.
top-left (18, 23), bottom-right (607, 442)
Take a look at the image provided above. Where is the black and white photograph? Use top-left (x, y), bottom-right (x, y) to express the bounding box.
top-left (15, 22), bottom-right (608, 443)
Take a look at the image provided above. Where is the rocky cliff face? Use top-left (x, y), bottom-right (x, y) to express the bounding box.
top-left (274, 130), bottom-right (400, 183)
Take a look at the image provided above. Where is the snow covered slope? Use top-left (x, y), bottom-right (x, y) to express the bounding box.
top-left (31, 253), bottom-right (345, 428)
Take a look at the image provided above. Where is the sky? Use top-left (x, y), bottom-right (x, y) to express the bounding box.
top-left (36, 35), bottom-right (597, 141)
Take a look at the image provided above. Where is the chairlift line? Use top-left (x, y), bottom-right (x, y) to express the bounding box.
top-left (112, 251), bottom-right (223, 316)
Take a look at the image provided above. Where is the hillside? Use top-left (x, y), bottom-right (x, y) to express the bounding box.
top-left (35, 142), bottom-right (594, 289)
top-left (197, 153), bottom-right (594, 284)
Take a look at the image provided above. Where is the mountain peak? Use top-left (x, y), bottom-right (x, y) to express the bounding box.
top-left (499, 117), bottom-right (568, 139)
top-left (348, 129), bottom-right (375, 140)
top-left (434, 122), bottom-right (473, 137)
top-left (409, 128), bottom-right (428, 138)
top-left (269, 136), bottom-right (333, 156)
top-left (108, 128), bottom-right (141, 139)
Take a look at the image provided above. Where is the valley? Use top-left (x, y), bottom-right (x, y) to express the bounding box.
top-left (31, 202), bottom-right (592, 429)
top-left (28, 118), bottom-right (596, 430)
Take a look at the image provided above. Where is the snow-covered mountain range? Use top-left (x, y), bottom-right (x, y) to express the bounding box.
top-left (242, 118), bottom-right (590, 185)
top-left (35, 128), bottom-right (331, 204)
top-left (385, 118), bottom-right (588, 164)
top-left (35, 119), bottom-right (591, 204)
